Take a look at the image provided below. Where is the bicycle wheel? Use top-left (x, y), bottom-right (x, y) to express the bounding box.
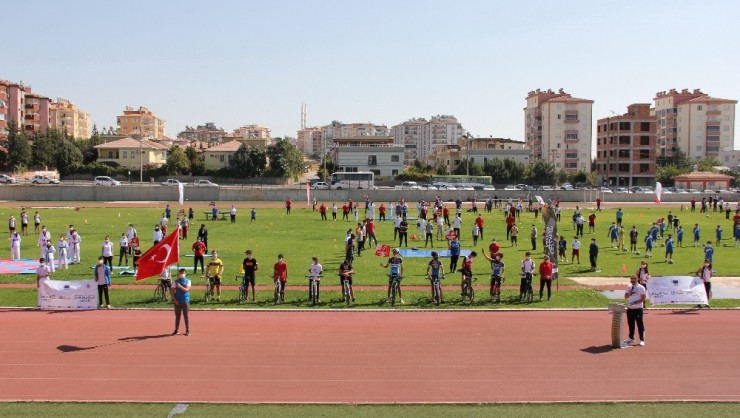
top-left (205, 282), bottom-right (212, 303)
top-left (153, 284), bottom-right (163, 301)
top-left (462, 282), bottom-right (474, 305)
top-left (238, 285), bottom-right (246, 304)
top-left (274, 282), bottom-right (280, 305)
top-left (526, 285), bottom-right (534, 303)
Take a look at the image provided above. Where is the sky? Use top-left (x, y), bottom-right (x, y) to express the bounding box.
top-left (5, 0), bottom-right (740, 148)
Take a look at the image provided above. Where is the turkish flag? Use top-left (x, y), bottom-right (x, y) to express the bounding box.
top-left (135, 228), bottom-right (180, 281)
top-left (375, 244), bottom-right (391, 257)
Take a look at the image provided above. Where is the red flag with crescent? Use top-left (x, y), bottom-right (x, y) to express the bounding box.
top-left (135, 228), bottom-right (180, 281)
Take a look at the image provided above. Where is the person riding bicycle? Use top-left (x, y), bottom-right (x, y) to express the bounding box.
top-left (338, 258), bottom-right (355, 302)
top-left (307, 256), bottom-right (323, 303)
top-left (242, 249), bottom-right (258, 302)
top-left (380, 248), bottom-right (404, 303)
top-left (482, 250), bottom-right (504, 303)
top-left (426, 251), bottom-right (446, 303)
top-left (459, 251), bottom-right (478, 295)
top-left (159, 268), bottom-right (172, 302)
top-left (520, 251), bottom-right (535, 301)
top-left (206, 250), bottom-right (224, 302)
top-left (273, 254), bottom-right (288, 303)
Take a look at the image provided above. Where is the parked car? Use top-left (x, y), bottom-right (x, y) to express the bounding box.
top-left (482, 185), bottom-right (496, 191)
top-left (504, 185), bottom-right (518, 191)
top-left (161, 179), bottom-right (183, 186)
top-left (398, 181), bottom-right (421, 190)
top-left (0, 174), bottom-right (17, 184)
top-left (312, 182), bottom-right (330, 190)
top-left (94, 176), bottom-right (121, 186)
top-left (30, 175), bottom-right (60, 184)
top-left (614, 187), bottom-right (629, 193)
top-left (599, 187), bottom-right (613, 194)
top-left (420, 184), bottom-right (438, 190)
top-left (193, 179), bottom-right (219, 187)
top-left (686, 188), bottom-right (701, 194)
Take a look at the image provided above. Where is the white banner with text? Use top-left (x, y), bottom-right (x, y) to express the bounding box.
top-left (38, 279), bottom-right (98, 311)
top-left (647, 276), bottom-right (708, 305)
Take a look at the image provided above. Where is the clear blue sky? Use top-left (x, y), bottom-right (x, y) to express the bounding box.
top-left (5, 0), bottom-right (740, 147)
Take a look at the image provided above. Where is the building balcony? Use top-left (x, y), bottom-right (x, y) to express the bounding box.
top-left (564, 118), bottom-right (579, 124)
top-left (706, 120), bottom-right (720, 127)
top-left (706, 110), bottom-right (721, 116)
top-left (564, 136), bottom-right (579, 143)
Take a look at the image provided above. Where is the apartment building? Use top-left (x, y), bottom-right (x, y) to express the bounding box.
top-left (524, 89), bottom-right (593, 172)
top-left (653, 89), bottom-right (736, 159)
top-left (50, 98), bottom-right (91, 139)
top-left (94, 137), bottom-right (168, 169)
top-left (320, 122), bottom-right (389, 163)
top-left (0, 81), bottom-right (52, 138)
top-left (333, 136), bottom-right (404, 177)
top-left (595, 104), bottom-right (657, 188)
top-left (116, 106), bottom-right (166, 138)
top-left (428, 137), bottom-right (529, 174)
top-left (0, 80), bottom-right (8, 139)
top-left (296, 126), bottom-right (322, 155)
top-left (391, 116), bottom-right (464, 165)
top-left (177, 122), bottom-right (226, 144)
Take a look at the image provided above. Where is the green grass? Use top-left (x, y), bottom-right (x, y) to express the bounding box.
top-left (1, 203), bottom-right (738, 308)
top-left (1, 402), bottom-right (740, 417)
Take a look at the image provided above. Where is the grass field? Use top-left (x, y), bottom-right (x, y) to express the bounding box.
top-left (2, 402), bottom-right (740, 417)
top-left (1, 202), bottom-right (738, 308)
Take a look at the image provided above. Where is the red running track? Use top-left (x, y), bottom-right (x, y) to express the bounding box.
top-left (0, 308), bottom-right (738, 403)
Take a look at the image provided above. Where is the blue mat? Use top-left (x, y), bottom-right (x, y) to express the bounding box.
top-left (396, 248), bottom-right (471, 258)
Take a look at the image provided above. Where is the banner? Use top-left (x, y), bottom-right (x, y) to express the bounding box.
top-left (38, 279), bottom-right (97, 311)
top-left (306, 182), bottom-right (310, 207)
top-left (646, 276), bottom-right (708, 305)
top-left (177, 208), bottom-right (185, 217)
top-left (178, 182), bottom-right (184, 205)
top-left (655, 182), bottom-right (663, 204)
top-left (542, 203), bottom-right (558, 279)
top-left (375, 244), bottom-right (391, 257)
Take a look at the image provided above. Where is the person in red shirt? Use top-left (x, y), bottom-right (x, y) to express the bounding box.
top-left (442, 205), bottom-right (450, 226)
top-left (506, 214), bottom-right (516, 241)
top-left (596, 198), bottom-right (602, 211)
top-left (366, 219), bottom-right (377, 247)
top-left (690, 197), bottom-right (696, 212)
top-left (192, 238), bottom-right (206, 274)
top-left (475, 215), bottom-right (485, 240)
top-left (378, 204), bottom-right (386, 222)
top-left (273, 254), bottom-right (289, 303)
top-left (538, 255), bottom-right (554, 301)
top-left (319, 203), bottom-right (327, 221)
top-left (488, 238), bottom-right (501, 258)
top-left (285, 199), bottom-right (292, 215)
top-left (342, 204), bottom-right (349, 221)
top-left (588, 213), bottom-right (597, 234)
top-left (459, 251), bottom-right (477, 293)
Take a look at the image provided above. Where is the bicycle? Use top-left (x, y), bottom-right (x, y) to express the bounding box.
top-left (204, 276), bottom-right (214, 303)
top-left (429, 274), bottom-right (445, 305)
top-left (389, 274), bottom-right (403, 306)
top-left (305, 275), bottom-right (322, 305)
top-left (273, 276), bottom-right (284, 305)
top-left (520, 273), bottom-right (534, 303)
top-left (236, 278), bottom-right (248, 304)
top-left (461, 274), bottom-right (476, 305)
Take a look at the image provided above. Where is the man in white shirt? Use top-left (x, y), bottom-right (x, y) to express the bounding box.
top-left (624, 275), bottom-right (646, 346)
top-left (307, 256), bottom-right (323, 302)
top-left (571, 237), bottom-right (581, 264)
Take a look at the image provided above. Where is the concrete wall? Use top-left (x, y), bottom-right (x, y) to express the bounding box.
top-left (0, 185), bottom-right (738, 204)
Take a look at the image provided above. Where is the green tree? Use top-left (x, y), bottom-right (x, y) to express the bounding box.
top-left (527, 160), bottom-right (557, 185)
top-left (656, 164), bottom-right (685, 186)
top-left (452, 160), bottom-right (485, 176)
top-left (503, 158), bottom-right (525, 182)
top-left (55, 140), bottom-right (84, 175)
top-left (6, 121), bottom-right (32, 171)
top-left (484, 158), bottom-right (508, 183)
top-left (696, 157), bottom-right (721, 172)
top-left (267, 138), bottom-right (305, 180)
top-left (435, 163), bottom-right (448, 175)
top-left (31, 134), bottom-right (57, 169)
top-left (185, 146), bottom-right (206, 175)
top-left (229, 143), bottom-right (267, 177)
top-left (164, 146), bottom-right (190, 175)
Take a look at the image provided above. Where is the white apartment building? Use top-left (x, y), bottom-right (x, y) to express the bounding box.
top-left (524, 89), bottom-right (593, 173)
top-left (391, 115), bottom-right (464, 165)
top-left (319, 122), bottom-right (389, 161)
top-left (653, 89), bottom-right (736, 160)
top-left (333, 136), bottom-right (404, 177)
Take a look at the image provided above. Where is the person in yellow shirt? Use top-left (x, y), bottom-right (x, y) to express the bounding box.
top-left (206, 250), bottom-right (225, 302)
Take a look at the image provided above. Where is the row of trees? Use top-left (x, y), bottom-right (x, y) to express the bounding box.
top-left (0, 121), bottom-right (307, 181)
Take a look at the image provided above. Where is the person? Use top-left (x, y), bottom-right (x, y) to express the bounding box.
top-left (273, 254), bottom-right (289, 303)
top-left (159, 213), bottom-right (168, 235)
top-left (242, 250), bottom-right (258, 302)
top-left (629, 226), bottom-right (639, 254)
top-left (366, 219), bottom-right (378, 247)
top-left (715, 225), bottom-right (722, 246)
top-left (624, 275), bottom-right (646, 346)
top-left (664, 233), bottom-right (675, 263)
top-left (8, 214), bottom-right (16, 236)
top-left (617, 225), bottom-right (625, 252)
top-left (38, 226), bottom-right (52, 259)
top-left (307, 256), bottom-right (323, 303)
top-left (488, 238), bottom-right (501, 259)
top-left (356, 223), bottom-right (366, 256)
top-left (338, 259), bottom-right (355, 302)
top-left (94, 256), bottom-right (111, 309)
top-left (379, 203), bottom-right (387, 222)
top-left (616, 208), bottom-right (623, 228)
top-left (677, 225), bottom-right (684, 247)
top-left (475, 215), bottom-right (484, 241)
top-left (132, 246), bottom-right (142, 270)
top-left (693, 223), bottom-right (700, 247)
top-left (188, 207), bottom-right (194, 221)
top-left (165, 204), bottom-right (172, 220)
top-left (126, 224), bottom-right (137, 254)
top-left (57, 235), bottom-right (69, 270)
top-left (538, 255), bottom-right (554, 301)
top-left (345, 233), bottom-right (356, 264)
top-left (159, 269), bottom-right (171, 302)
top-left (170, 268), bottom-right (191, 336)
top-left (118, 233), bottom-right (129, 266)
top-left (608, 222), bottom-right (618, 247)
top-left (588, 213), bottom-right (596, 234)
top-left (459, 251), bottom-right (477, 296)
top-left (596, 197), bottom-right (602, 211)
top-left (152, 225), bottom-right (163, 245)
top-left (644, 232), bottom-right (653, 258)
top-left (424, 220), bottom-right (435, 247)
top-left (472, 223), bottom-right (480, 246)
top-left (197, 224), bottom-right (208, 251)
top-left (696, 259), bottom-right (713, 308)
top-left (448, 234), bottom-right (461, 273)
top-left (398, 216), bottom-right (409, 247)
top-left (10, 228), bottom-right (21, 261)
top-left (36, 257), bottom-right (51, 291)
top-left (20, 209), bottom-right (29, 236)
top-left (101, 235), bottom-right (114, 269)
top-left (482, 251), bottom-right (504, 303)
top-left (180, 216), bottom-right (189, 240)
top-left (436, 215), bottom-right (445, 241)
top-left (704, 241), bottom-right (714, 263)
top-left (530, 224), bottom-right (538, 251)
top-left (331, 203), bottom-right (337, 221)
top-left (206, 250), bottom-right (224, 302)
top-left (575, 213), bottom-right (584, 237)
top-left (70, 229), bottom-right (82, 265)
top-left (211, 204), bottom-right (219, 221)
top-left (250, 208), bottom-right (257, 223)
top-left (589, 238), bottom-right (599, 272)
top-left (45, 241), bottom-right (56, 274)
top-left (452, 213), bottom-right (462, 241)
top-left (571, 236), bottom-right (581, 264)
top-left (505, 213), bottom-right (515, 241)
top-left (558, 235), bottom-right (567, 263)
top-left (380, 248), bottom-right (404, 303)
top-left (690, 197), bottom-right (696, 212)
top-left (192, 238), bottom-right (206, 274)
top-left (426, 251), bottom-right (445, 302)
top-left (510, 223), bottom-right (519, 247)
top-left (229, 205), bottom-right (237, 223)
top-left (635, 260), bottom-right (650, 288)
top-left (319, 203), bottom-right (327, 221)
top-left (520, 252), bottom-right (535, 301)
top-left (33, 211), bottom-right (41, 234)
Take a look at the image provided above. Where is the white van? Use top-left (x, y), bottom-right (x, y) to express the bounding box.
top-left (94, 176), bottom-right (121, 186)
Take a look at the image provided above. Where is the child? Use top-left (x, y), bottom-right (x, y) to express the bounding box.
top-left (45, 241), bottom-right (56, 273)
top-left (715, 225), bottom-right (722, 246)
top-left (664, 234), bottom-right (674, 263)
top-left (57, 235), bottom-right (69, 270)
top-left (645, 233), bottom-right (653, 258)
top-left (472, 224), bottom-right (480, 246)
top-left (558, 235), bottom-right (567, 263)
top-left (132, 246), bottom-right (142, 270)
top-left (677, 226), bottom-right (684, 247)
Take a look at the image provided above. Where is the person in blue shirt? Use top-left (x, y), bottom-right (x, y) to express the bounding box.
top-left (616, 208), bottom-right (623, 227)
top-left (171, 268), bottom-right (191, 336)
top-left (448, 236), bottom-right (461, 273)
top-left (644, 234), bottom-right (653, 258)
top-left (426, 251), bottom-right (446, 302)
top-left (677, 226), bottom-right (684, 247)
top-left (664, 234), bottom-right (674, 263)
top-left (704, 241), bottom-right (714, 263)
top-left (93, 256), bottom-right (112, 309)
top-left (250, 208), bottom-right (257, 223)
top-left (165, 204), bottom-right (172, 220)
top-left (650, 223), bottom-right (659, 242)
top-left (608, 222), bottom-right (618, 247)
top-left (715, 225), bottom-right (722, 246)
top-left (380, 249), bottom-right (404, 303)
top-left (693, 224), bottom-right (701, 247)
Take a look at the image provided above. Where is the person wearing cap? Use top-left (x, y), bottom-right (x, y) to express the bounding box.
top-left (538, 255), bottom-right (554, 301)
top-left (589, 238), bottom-right (599, 272)
top-left (380, 249), bottom-right (404, 303)
top-left (171, 268), bottom-right (191, 336)
top-left (242, 250), bottom-right (258, 302)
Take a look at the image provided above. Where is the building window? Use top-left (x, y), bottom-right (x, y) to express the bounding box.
top-left (565, 133), bottom-right (578, 140)
top-left (619, 122), bottom-right (631, 130)
top-left (108, 151), bottom-right (114, 158)
top-left (122, 151), bottom-right (128, 159)
top-left (640, 122), bottom-right (651, 131)
top-left (392, 170), bottom-right (399, 176)
top-left (219, 155), bottom-right (224, 162)
top-left (367, 155), bottom-right (377, 166)
top-left (391, 155), bottom-right (399, 162)
top-left (697, 105), bottom-right (703, 111)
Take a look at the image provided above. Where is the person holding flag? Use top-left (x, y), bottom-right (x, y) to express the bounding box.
top-left (170, 268), bottom-right (191, 336)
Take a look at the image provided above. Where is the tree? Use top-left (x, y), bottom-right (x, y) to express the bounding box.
top-left (527, 160), bottom-right (557, 185)
top-left (484, 158), bottom-right (508, 183)
top-left (229, 143), bottom-right (267, 177)
top-left (164, 146), bottom-right (190, 175)
top-left (55, 140), bottom-right (84, 175)
top-left (266, 138), bottom-right (305, 180)
top-left (435, 163), bottom-right (448, 175)
top-left (185, 146), bottom-right (206, 175)
top-left (31, 134), bottom-right (57, 169)
top-left (5, 121), bottom-right (32, 171)
top-left (503, 159), bottom-right (525, 182)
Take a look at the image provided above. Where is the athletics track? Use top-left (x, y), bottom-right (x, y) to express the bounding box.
top-left (0, 308), bottom-right (738, 403)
